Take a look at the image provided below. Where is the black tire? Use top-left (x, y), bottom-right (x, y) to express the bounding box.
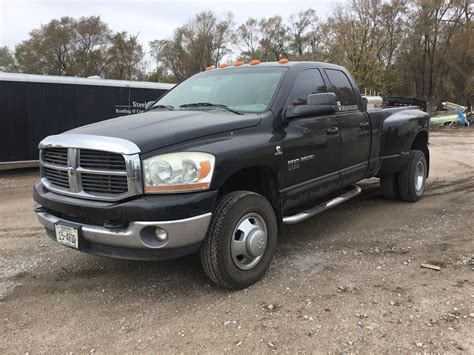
top-left (380, 174), bottom-right (399, 200)
top-left (398, 150), bottom-right (427, 202)
top-left (200, 191), bottom-right (277, 290)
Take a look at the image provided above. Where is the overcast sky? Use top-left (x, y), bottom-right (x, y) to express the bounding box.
top-left (0, 0), bottom-right (344, 51)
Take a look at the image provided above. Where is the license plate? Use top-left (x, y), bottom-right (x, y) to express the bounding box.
top-left (55, 224), bottom-right (79, 249)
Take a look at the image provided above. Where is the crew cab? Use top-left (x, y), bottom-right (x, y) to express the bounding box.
top-left (34, 61), bottom-right (430, 289)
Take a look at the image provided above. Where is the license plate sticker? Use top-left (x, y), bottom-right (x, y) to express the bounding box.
top-left (55, 224), bottom-right (79, 249)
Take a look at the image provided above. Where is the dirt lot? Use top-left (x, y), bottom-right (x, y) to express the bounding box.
top-left (1, 129), bottom-right (473, 352)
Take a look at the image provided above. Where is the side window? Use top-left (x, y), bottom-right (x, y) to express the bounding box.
top-left (325, 69), bottom-right (359, 112)
top-left (287, 69), bottom-right (327, 106)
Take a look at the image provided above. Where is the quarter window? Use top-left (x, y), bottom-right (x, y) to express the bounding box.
top-left (287, 69), bottom-right (327, 106)
top-left (325, 69), bottom-right (359, 111)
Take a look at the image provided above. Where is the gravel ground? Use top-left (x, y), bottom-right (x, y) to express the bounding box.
top-left (1, 129), bottom-right (473, 352)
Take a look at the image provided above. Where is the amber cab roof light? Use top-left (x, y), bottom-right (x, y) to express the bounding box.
top-left (205, 65), bottom-right (215, 71)
top-left (218, 63), bottom-right (230, 68)
top-left (234, 61), bottom-right (245, 66)
top-left (250, 59), bottom-right (261, 65)
top-left (279, 58), bottom-right (289, 64)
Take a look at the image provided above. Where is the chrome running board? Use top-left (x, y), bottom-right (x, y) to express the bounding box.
top-left (282, 185), bottom-right (362, 225)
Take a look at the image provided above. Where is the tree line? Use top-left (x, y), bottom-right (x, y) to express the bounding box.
top-left (0, 16), bottom-right (146, 81)
top-left (0, 0), bottom-right (472, 110)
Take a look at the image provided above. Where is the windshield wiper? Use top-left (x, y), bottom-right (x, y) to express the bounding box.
top-left (179, 102), bottom-right (243, 115)
top-left (147, 104), bottom-right (175, 111)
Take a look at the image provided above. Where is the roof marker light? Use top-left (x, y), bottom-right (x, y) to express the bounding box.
top-left (234, 61), bottom-right (245, 66)
top-left (279, 58), bottom-right (289, 64)
top-left (205, 66), bottom-right (215, 71)
top-left (250, 59), bottom-right (261, 65)
top-left (219, 63), bottom-right (229, 68)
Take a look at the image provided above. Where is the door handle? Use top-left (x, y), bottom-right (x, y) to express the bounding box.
top-left (359, 121), bottom-right (370, 129)
top-left (326, 127), bottom-right (339, 135)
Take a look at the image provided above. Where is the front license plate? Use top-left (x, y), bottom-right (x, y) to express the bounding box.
top-left (55, 224), bottom-right (79, 249)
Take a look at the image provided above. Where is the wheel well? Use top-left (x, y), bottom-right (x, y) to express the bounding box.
top-left (411, 130), bottom-right (429, 177)
top-left (219, 167), bottom-right (282, 231)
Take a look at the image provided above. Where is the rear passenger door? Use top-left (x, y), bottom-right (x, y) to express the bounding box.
top-left (324, 68), bottom-right (371, 183)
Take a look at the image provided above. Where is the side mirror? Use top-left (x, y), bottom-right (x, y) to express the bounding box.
top-left (306, 92), bottom-right (338, 106)
top-left (145, 101), bottom-right (155, 111)
top-left (285, 92), bottom-right (338, 120)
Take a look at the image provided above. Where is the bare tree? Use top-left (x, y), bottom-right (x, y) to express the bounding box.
top-left (259, 16), bottom-right (289, 61)
top-left (149, 11), bottom-right (234, 81)
top-left (74, 16), bottom-right (112, 77)
top-left (235, 18), bottom-right (261, 60)
top-left (387, 0), bottom-right (473, 109)
top-left (288, 9), bottom-right (318, 57)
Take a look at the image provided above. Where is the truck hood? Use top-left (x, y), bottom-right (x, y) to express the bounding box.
top-left (67, 110), bottom-right (261, 153)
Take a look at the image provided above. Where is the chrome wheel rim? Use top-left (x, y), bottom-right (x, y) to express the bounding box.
top-left (415, 160), bottom-right (425, 193)
top-left (231, 213), bottom-right (268, 271)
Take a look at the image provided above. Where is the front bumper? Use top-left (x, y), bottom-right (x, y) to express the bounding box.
top-left (33, 181), bottom-right (218, 260)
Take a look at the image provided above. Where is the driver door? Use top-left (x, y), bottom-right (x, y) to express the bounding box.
top-left (282, 68), bottom-right (340, 207)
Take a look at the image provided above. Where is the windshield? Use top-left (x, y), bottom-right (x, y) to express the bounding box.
top-left (154, 67), bottom-right (287, 114)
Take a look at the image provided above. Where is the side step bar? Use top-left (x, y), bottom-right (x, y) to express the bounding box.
top-left (282, 185), bottom-right (362, 225)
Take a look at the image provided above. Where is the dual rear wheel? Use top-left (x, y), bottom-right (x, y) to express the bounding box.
top-left (380, 150), bottom-right (427, 202)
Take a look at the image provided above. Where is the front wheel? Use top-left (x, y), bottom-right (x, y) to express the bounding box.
top-left (200, 191), bottom-right (277, 290)
top-left (398, 150), bottom-right (427, 202)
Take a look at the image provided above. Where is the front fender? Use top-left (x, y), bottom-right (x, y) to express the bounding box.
top-left (210, 131), bottom-right (282, 190)
top-left (141, 123), bottom-right (283, 191)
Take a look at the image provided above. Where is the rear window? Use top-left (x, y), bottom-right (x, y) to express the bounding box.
top-left (325, 69), bottom-right (359, 112)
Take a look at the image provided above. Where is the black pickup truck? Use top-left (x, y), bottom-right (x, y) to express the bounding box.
top-left (34, 61), bottom-right (430, 289)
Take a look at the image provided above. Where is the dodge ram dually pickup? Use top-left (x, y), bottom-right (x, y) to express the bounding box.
top-left (34, 61), bottom-right (430, 289)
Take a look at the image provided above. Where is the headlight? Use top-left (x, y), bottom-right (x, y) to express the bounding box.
top-left (143, 152), bottom-right (215, 193)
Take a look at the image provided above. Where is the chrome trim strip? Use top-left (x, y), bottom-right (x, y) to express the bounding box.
top-left (40, 158), bottom-right (129, 176)
top-left (76, 167), bottom-right (128, 176)
top-left (68, 148), bottom-right (80, 193)
top-left (36, 210), bottom-right (212, 250)
top-left (125, 154), bottom-right (144, 196)
top-left (282, 185), bottom-right (362, 225)
top-left (39, 161), bottom-right (69, 171)
top-left (39, 134), bottom-right (141, 155)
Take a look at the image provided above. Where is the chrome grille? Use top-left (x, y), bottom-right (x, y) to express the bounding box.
top-left (81, 173), bottom-right (128, 194)
top-left (39, 136), bottom-right (142, 202)
top-left (44, 167), bottom-right (69, 188)
top-left (79, 149), bottom-right (126, 171)
top-left (43, 148), bottom-right (68, 166)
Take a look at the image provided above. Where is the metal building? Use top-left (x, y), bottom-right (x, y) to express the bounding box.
top-left (0, 73), bottom-right (174, 169)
